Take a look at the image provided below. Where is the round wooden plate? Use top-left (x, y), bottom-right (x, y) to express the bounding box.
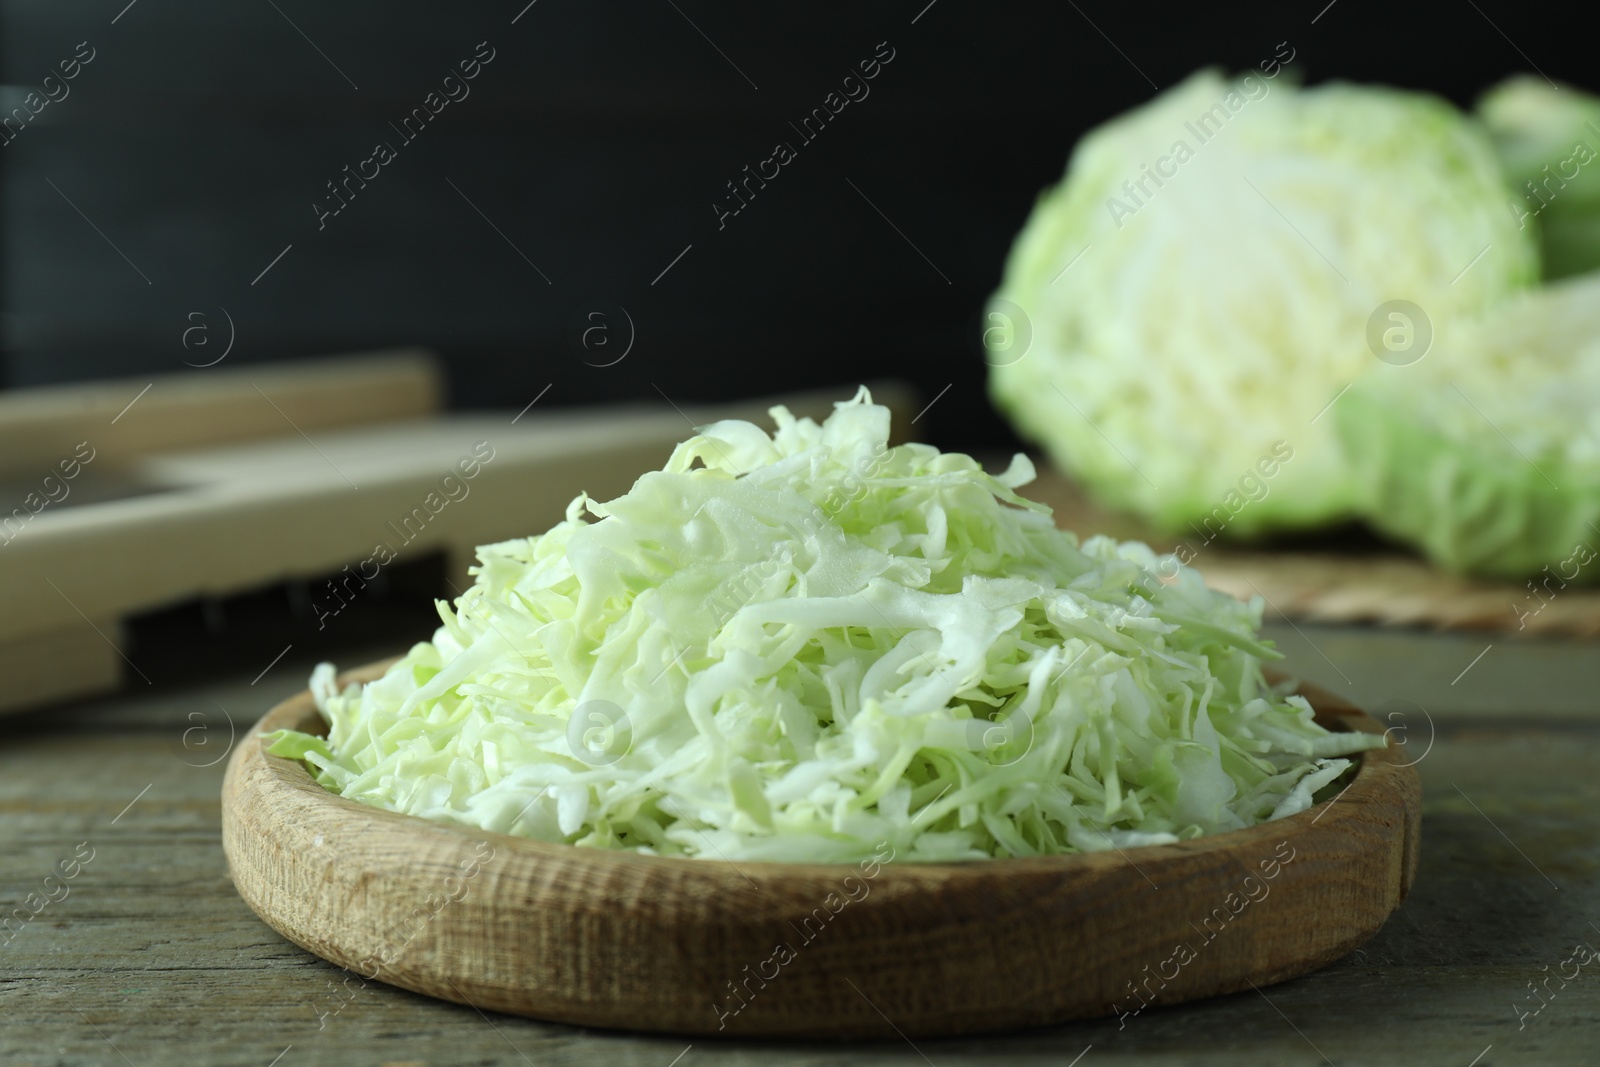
top-left (222, 659), bottom-right (1420, 1039)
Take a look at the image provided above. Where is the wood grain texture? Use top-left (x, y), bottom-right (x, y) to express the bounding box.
top-left (1026, 467), bottom-right (1600, 637)
top-left (221, 660), bottom-right (1420, 1039)
top-left (0, 619), bottom-right (121, 715)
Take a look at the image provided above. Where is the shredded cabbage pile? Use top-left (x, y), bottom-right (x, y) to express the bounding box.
top-left (267, 389), bottom-right (1385, 863)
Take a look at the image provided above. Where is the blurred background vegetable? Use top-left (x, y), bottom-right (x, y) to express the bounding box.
top-left (988, 72), bottom-right (1535, 536)
top-left (988, 69), bottom-right (1600, 581)
top-left (1480, 76), bottom-right (1600, 280)
top-left (1337, 271), bottom-right (1600, 578)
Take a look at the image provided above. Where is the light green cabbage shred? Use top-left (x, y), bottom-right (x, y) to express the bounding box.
top-left (267, 389), bottom-right (1385, 863)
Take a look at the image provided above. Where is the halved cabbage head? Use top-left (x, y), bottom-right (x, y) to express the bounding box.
top-left (268, 389), bottom-right (1385, 863)
top-left (989, 70), bottom-right (1536, 537)
top-left (1337, 271), bottom-right (1600, 578)
top-left (1479, 76), bottom-right (1600, 280)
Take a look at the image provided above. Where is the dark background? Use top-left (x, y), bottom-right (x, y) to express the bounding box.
top-left (2, 0), bottom-right (1593, 452)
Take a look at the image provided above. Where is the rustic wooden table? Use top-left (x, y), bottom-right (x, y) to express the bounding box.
top-left (3, 625), bottom-right (1597, 1067)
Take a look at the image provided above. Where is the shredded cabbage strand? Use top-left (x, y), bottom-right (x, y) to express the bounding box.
top-left (267, 388), bottom-right (1385, 863)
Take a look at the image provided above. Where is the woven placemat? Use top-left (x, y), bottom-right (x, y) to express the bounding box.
top-left (1025, 466), bottom-right (1600, 637)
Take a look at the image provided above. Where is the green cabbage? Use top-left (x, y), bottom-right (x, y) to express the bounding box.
top-left (1480, 76), bottom-right (1600, 280)
top-left (267, 389), bottom-right (1384, 863)
top-left (1337, 270), bottom-right (1600, 578)
top-left (988, 70), bottom-right (1536, 537)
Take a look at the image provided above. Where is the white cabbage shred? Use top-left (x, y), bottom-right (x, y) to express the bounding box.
top-left (267, 388), bottom-right (1386, 863)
